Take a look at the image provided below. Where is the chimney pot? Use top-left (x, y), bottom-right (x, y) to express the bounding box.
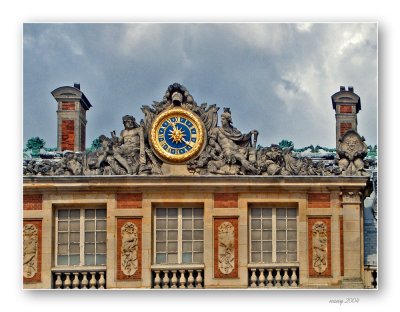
top-left (74, 83), bottom-right (80, 90)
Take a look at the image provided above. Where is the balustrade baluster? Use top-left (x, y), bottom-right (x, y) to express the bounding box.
top-left (250, 269), bottom-right (257, 288)
top-left (195, 270), bottom-right (203, 288)
top-left (282, 268), bottom-right (289, 287)
top-left (154, 271), bottom-right (161, 288)
top-left (291, 268), bottom-right (298, 287)
top-left (179, 270), bottom-right (186, 288)
top-left (162, 270), bottom-right (170, 288)
top-left (266, 269), bottom-right (273, 288)
top-left (89, 272), bottom-right (97, 289)
top-left (72, 272), bottom-right (80, 289)
top-left (64, 273), bottom-right (71, 289)
top-left (171, 270), bottom-right (178, 288)
top-left (275, 269), bottom-right (282, 288)
top-left (99, 272), bottom-right (106, 289)
top-left (187, 270), bottom-right (195, 288)
top-left (54, 272), bottom-right (62, 289)
top-left (259, 269), bottom-right (266, 288)
top-left (81, 272), bottom-right (89, 289)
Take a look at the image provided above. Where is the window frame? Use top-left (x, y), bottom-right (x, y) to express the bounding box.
top-left (54, 207), bottom-right (107, 267)
top-left (249, 207), bottom-right (298, 264)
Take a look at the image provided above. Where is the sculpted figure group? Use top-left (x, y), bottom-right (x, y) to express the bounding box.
top-left (23, 83), bottom-right (370, 177)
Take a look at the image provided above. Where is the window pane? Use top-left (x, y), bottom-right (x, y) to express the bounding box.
top-left (167, 219), bottom-right (178, 229)
top-left (85, 220), bottom-right (95, 231)
top-left (70, 255), bottom-right (80, 265)
top-left (262, 241), bottom-right (272, 251)
top-left (85, 232), bottom-right (95, 243)
top-left (276, 242), bottom-right (286, 252)
top-left (156, 253), bottom-right (166, 264)
top-left (156, 242), bottom-right (166, 252)
top-left (58, 210), bottom-right (69, 219)
top-left (193, 252), bottom-right (203, 263)
top-left (262, 252), bottom-right (272, 263)
top-left (85, 254), bottom-right (95, 265)
top-left (96, 209), bottom-right (106, 218)
top-left (96, 220), bottom-right (106, 231)
top-left (277, 230), bottom-right (286, 240)
top-left (261, 209), bottom-right (272, 218)
top-left (182, 208), bottom-right (192, 218)
top-left (251, 230), bottom-right (261, 240)
top-left (182, 230), bottom-right (192, 240)
top-left (287, 209), bottom-right (297, 218)
top-left (277, 220), bottom-right (286, 230)
top-left (85, 209), bottom-right (95, 218)
top-left (287, 242), bottom-right (297, 252)
top-left (251, 252), bottom-right (261, 263)
top-left (251, 219), bottom-right (261, 229)
top-left (262, 219), bottom-right (272, 229)
top-left (168, 242), bottom-right (178, 252)
top-left (97, 243), bottom-right (106, 253)
top-left (168, 230), bottom-right (178, 240)
top-left (85, 243), bottom-right (95, 253)
top-left (96, 254), bottom-right (106, 265)
top-left (193, 230), bottom-right (203, 240)
top-left (193, 208), bottom-right (203, 218)
top-left (252, 241), bottom-right (261, 251)
top-left (97, 232), bottom-right (106, 242)
top-left (251, 208), bottom-right (261, 218)
top-left (58, 221), bottom-right (68, 231)
top-left (193, 241), bottom-right (203, 252)
top-left (70, 232), bottom-right (80, 243)
top-left (194, 219), bottom-right (203, 229)
top-left (276, 208), bottom-right (286, 218)
top-left (276, 253), bottom-right (286, 262)
top-left (262, 230), bottom-right (272, 240)
top-left (183, 241), bottom-right (192, 252)
top-left (287, 220), bottom-right (296, 230)
top-left (182, 252), bottom-right (192, 263)
top-left (182, 219), bottom-right (192, 229)
top-left (167, 253), bottom-right (178, 263)
top-left (156, 230), bottom-right (166, 241)
top-left (70, 221), bottom-right (80, 231)
top-left (57, 255), bottom-right (68, 265)
top-left (287, 230), bottom-right (297, 241)
top-left (168, 209), bottom-right (178, 218)
top-left (58, 232), bottom-right (68, 244)
top-left (58, 244), bottom-right (68, 255)
top-left (70, 210), bottom-right (80, 219)
top-left (156, 208), bottom-right (166, 218)
top-left (70, 243), bottom-right (80, 253)
top-left (287, 252), bottom-right (297, 262)
top-left (156, 219), bottom-right (166, 229)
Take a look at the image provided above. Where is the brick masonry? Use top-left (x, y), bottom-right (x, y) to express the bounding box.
top-left (307, 193), bottom-right (330, 208)
top-left (61, 119), bottom-right (75, 151)
top-left (116, 218), bottom-right (142, 280)
top-left (340, 122), bottom-right (353, 137)
top-left (214, 193), bottom-right (238, 208)
top-left (116, 193), bottom-right (143, 209)
top-left (213, 217), bottom-right (238, 278)
top-left (308, 217), bottom-right (332, 277)
top-left (339, 105), bottom-right (353, 113)
top-left (61, 102), bottom-right (76, 110)
top-left (23, 194), bottom-right (42, 210)
top-left (23, 219), bottom-right (42, 283)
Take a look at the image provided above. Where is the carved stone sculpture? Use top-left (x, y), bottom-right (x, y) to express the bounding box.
top-left (23, 224), bottom-right (38, 278)
top-left (121, 222), bottom-right (138, 276)
top-left (218, 221), bottom-right (235, 275)
top-left (337, 130), bottom-right (369, 176)
top-left (312, 221), bottom-right (328, 274)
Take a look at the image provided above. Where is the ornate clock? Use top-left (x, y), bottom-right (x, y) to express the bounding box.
top-left (150, 107), bottom-right (206, 163)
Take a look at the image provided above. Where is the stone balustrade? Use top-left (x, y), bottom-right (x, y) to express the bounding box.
top-left (248, 264), bottom-right (299, 288)
top-left (364, 266), bottom-right (377, 289)
top-left (151, 264), bottom-right (204, 289)
top-left (52, 267), bottom-right (106, 289)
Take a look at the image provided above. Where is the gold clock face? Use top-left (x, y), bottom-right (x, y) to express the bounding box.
top-left (150, 107), bottom-right (206, 163)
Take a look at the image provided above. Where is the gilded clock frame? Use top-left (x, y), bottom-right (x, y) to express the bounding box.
top-left (150, 107), bottom-right (206, 163)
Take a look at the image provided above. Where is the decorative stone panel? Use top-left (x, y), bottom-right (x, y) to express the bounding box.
top-left (116, 193), bottom-right (142, 209)
top-left (307, 193), bottom-right (330, 208)
top-left (23, 194), bottom-right (42, 210)
top-left (117, 218), bottom-right (142, 280)
top-left (61, 119), bottom-right (75, 151)
top-left (214, 217), bottom-right (238, 278)
top-left (308, 217), bottom-right (331, 277)
top-left (23, 220), bottom-right (42, 283)
top-left (214, 193), bottom-right (238, 208)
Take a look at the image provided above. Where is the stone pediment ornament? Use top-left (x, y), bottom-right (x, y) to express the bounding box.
top-left (337, 130), bottom-right (369, 176)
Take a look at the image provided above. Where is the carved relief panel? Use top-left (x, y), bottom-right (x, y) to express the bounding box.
top-left (308, 218), bottom-right (331, 277)
top-left (23, 220), bottom-right (42, 283)
top-left (117, 218), bottom-right (142, 280)
top-left (214, 218), bottom-right (238, 278)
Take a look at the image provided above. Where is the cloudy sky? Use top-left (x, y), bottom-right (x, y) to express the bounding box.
top-left (23, 23), bottom-right (377, 149)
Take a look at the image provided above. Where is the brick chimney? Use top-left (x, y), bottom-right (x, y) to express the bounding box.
top-left (51, 83), bottom-right (92, 152)
top-left (331, 86), bottom-right (361, 149)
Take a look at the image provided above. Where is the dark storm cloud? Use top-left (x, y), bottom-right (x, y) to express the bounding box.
top-left (23, 23), bottom-right (377, 149)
